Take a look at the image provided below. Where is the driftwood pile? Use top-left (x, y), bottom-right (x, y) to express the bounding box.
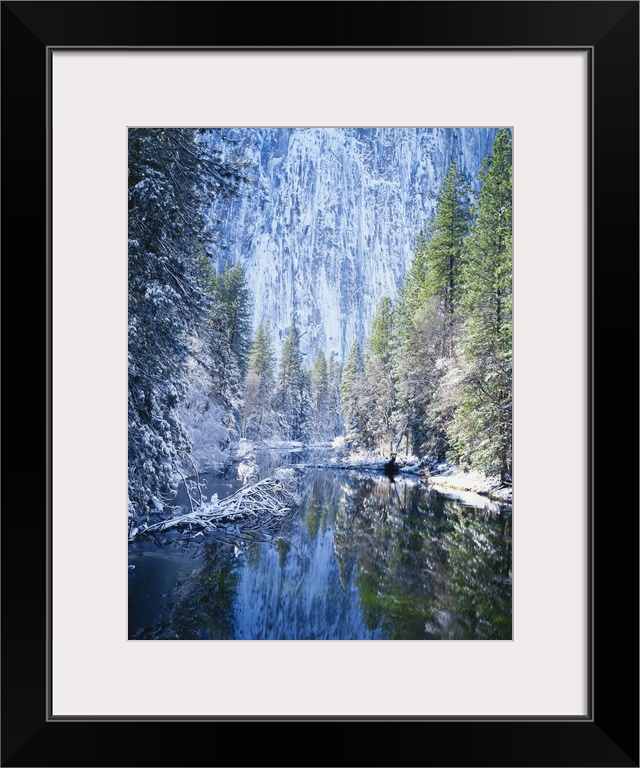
top-left (129, 473), bottom-right (300, 542)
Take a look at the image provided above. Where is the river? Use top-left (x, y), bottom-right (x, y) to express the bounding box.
top-left (128, 447), bottom-right (512, 640)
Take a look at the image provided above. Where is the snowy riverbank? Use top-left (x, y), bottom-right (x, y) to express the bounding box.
top-left (426, 463), bottom-right (512, 505)
top-left (324, 443), bottom-right (512, 507)
top-left (233, 439), bottom-right (512, 507)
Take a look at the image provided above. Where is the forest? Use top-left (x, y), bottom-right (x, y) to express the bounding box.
top-left (128, 128), bottom-right (512, 527)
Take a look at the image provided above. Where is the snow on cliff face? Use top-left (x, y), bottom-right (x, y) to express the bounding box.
top-left (206, 127), bottom-right (498, 362)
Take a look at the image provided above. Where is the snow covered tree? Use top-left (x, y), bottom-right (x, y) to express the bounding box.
top-left (128, 128), bottom-right (246, 520)
top-left (296, 367), bottom-right (315, 443)
top-left (311, 350), bottom-right (329, 437)
top-left (363, 297), bottom-right (405, 455)
top-left (277, 321), bottom-right (302, 404)
top-left (205, 261), bottom-right (252, 377)
top-left (393, 164), bottom-right (472, 460)
top-left (312, 350), bottom-right (329, 410)
top-left (450, 129), bottom-right (512, 480)
top-left (395, 295), bottom-right (451, 460)
top-left (326, 352), bottom-right (344, 438)
top-left (241, 371), bottom-right (262, 439)
top-left (243, 320), bottom-right (277, 438)
top-left (340, 339), bottom-right (370, 449)
top-left (275, 320), bottom-right (309, 440)
top-left (248, 320), bottom-right (276, 386)
top-left (181, 257), bottom-right (253, 455)
top-left (417, 160), bottom-right (472, 357)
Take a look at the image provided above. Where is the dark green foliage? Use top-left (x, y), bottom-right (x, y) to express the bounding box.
top-left (364, 297), bottom-right (405, 455)
top-left (128, 128), bottom-right (247, 520)
top-left (366, 296), bottom-right (395, 367)
top-left (340, 339), bottom-right (368, 448)
top-left (449, 129), bottom-right (513, 480)
top-left (205, 260), bottom-right (253, 377)
top-left (312, 350), bottom-right (329, 411)
top-left (195, 257), bottom-right (253, 427)
top-left (392, 162), bottom-right (473, 459)
top-left (311, 350), bottom-right (329, 437)
top-left (242, 320), bottom-right (277, 439)
top-left (402, 161), bottom-right (472, 357)
top-left (396, 296), bottom-right (452, 460)
top-left (343, 133), bottom-right (512, 480)
top-left (276, 320), bottom-right (312, 440)
top-left (248, 320), bottom-right (276, 386)
top-left (326, 353), bottom-right (344, 437)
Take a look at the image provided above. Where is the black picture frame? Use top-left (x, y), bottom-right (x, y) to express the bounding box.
top-left (2, 2), bottom-right (638, 766)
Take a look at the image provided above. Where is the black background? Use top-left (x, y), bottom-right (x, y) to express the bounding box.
top-left (2, 2), bottom-right (638, 766)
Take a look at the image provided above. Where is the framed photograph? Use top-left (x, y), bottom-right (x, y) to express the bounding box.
top-left (125, 123), bottom-right (516, 648)
top-left (3, 1), bottom-right (637, 766)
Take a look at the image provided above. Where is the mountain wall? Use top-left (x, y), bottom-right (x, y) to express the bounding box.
top-left (206, 127), bottom-right (499, 362)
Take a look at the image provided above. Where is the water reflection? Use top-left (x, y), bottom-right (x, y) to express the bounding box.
top-left (129, 460), bottom-right (511, 640)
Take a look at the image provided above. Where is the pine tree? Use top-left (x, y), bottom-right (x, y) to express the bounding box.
top-left (340, 339), bottom-right (369, 448)
top-left (243, 320), bottom-right (277, 438)
top-left (206, 261), bottom-right (253, 377)
top-left (416, 160), bottom-right (472, 356)
top-left (311, 350), bottom-right (330, 438)
top-left (248, 320), bottom-right (276, 386)
top-left (366, 296), bottom-right (395, 367)
top-left (393, 163), bottom-right (472, 460)
top-left (397, 230), bottom-right (429, 334)
top-left (128, 128), bottom-right (246, 520)
top-left (276, 320), bottom-right (307, 439)
top-left (312, 350), bottom-right (329, 411)
top-left (395, 294), bottom-right (448, 459)
top-left (278, 320), bottom-right (302, 400)
top-left (451, 129), bottom-right (512, 480)
top-left (178, 253), bottom-right (253, 472)
top-left (296, 366), bottom-right (315, 442)
top-left (327, 353), bottom-right (344, 437)
top-left (364, 297), bottom-right (404, 455)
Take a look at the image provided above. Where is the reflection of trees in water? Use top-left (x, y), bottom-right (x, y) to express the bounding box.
top-left (435, 508), bottom-right (512, 639)
top-left (333, 479), bottom-right (375, 592)
top-left (305, 488), bottom-right (322, 542)
top-left (333, 476), bottom-right (439, 638)
top-left (163, 546), bottom-right (241, 639)
top-left (332, 475), bottom-right (512, 639)
top-left (135, 515), bottom-right (301, 640)
top-left (132, 465), bottom-right (511, 641)
top-left (275, 536), bottom-right (291, 569)
top-left (129, 544), bottom-right (241, 640)
top-left (300, 472), bottom-right (343, 544)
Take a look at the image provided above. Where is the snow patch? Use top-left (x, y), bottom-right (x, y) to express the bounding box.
top-left (428, 464), bottom-right (512, 505)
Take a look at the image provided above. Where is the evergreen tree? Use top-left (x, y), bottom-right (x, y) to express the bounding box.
top-left (340, 339), bottom-right (369, 448)
top-left (296, 366), bottom-right (315, 442)
top-left (366, 296), bottom-right (395, 367)
top-left (310, 350), bottom-right (329, 438)
top-left (312, 350), bottom-right (329, 410)
top-left (128, 128), bottom-right (245, 520)
top-left (411, 161), bottom-right (472, 356)
top-left (396, 230), bottom-right (429, 335)
top-left (450, 129), bottom-right (512, 480)
top-left (327, 353), bottom-right (344, 438)
top-left (393, 163), bottom-right (472, 459)
top-left (243, 320), bottom-right (277, 438)
top-left (194, 257), bottom-right (253, 431)
top-left (278, 320), bottom-right (302, 400)
top-left (205, 261), bottom-right (253, 377)
top-left (248, 320), bottom-right (276, 386)
top-left (364, 297), bottom-right (404, 455)
top-left (276, 320), bottom-right (307, 439)
top-left (395, 295), bottom-right (449, 459)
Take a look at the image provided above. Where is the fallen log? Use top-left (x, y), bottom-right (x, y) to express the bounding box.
top-left (129, 475), bottom-right (301, 541)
